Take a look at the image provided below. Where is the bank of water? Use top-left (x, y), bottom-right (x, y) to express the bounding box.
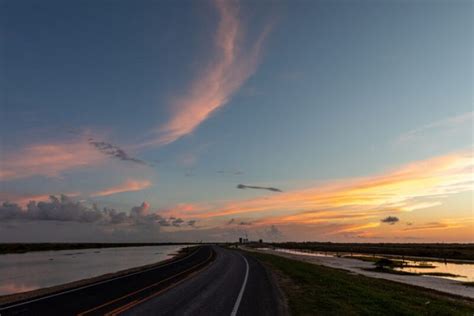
top-left (0, 245), bottom-right (187, 295)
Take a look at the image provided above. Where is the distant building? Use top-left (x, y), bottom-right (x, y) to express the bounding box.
top-left (239, 237), bottom-right (243, 244)
top-left (259, 239), bottom-right (263, 243)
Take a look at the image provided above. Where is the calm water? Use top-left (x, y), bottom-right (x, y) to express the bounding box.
top-left (268, 247), bottom-right (474, 282)
top-left (0, 245), bottom-right (187, 296)
top-left (393, 259), bottom-right (474, 282)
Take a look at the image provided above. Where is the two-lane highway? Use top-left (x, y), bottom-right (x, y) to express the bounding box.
top-left (0, 246), bottom-right (285, 316)
top-left (123, 246), bottom-right (285, 316)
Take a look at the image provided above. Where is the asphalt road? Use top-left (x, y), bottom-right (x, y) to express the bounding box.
top-left (0, 246), bottom-right (213, 316)
top-left (0, 246), bottom-right (285, 316)
top-left (124, 246), bottom-right (285, 316)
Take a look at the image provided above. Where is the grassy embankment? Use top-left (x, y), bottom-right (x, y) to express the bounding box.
top-left (248, 251), bottom-right (474, 315)
top-left (0, 243), bottom-right (198, 254)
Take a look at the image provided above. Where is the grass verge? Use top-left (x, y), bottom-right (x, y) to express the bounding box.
top-left (247, 251), bottom-right (474, 315)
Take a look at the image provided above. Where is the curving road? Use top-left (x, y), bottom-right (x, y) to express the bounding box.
top-left (124, 246), bottom-right (285, 316)
top-left (0, 246), bottom-right (285, 316)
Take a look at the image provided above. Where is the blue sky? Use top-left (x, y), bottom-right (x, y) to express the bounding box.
top-left (1, 0), bottom-right (472, 242)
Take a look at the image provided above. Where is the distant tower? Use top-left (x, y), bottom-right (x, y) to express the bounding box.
top-left (239, 237), bottom-right (243, 244)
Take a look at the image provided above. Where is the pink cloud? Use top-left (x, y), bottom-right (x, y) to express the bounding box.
top-left (0, 139), bottom-right (106, 181)
top-left (90, 179), bottom-right (152, 197)
top-left (0, 192), bottom-right (78, 207)
top-left (141, 0), bottom-right (272, 147)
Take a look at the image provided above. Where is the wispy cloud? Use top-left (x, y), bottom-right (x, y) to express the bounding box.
top-left (402, 218), bottom-right (472, 232)
top-left (237, 184), bottom-right (282, 192)
top-left (0, 139), bottom-right (105, 181)
top-left (141, 0), bottom-right (272, 147)
top-left (90, 179), bottom-right (152, 197)
top-left (182, 151), bottom-right (472, 230)
top-left (397, 111), bottom-right (473, 144)
top-left (330, 222), bottom-right (381, 234)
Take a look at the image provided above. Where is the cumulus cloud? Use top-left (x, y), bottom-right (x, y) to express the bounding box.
top-left (0, 195), bottom-right (196, 229)
top-left (381, 216), bottom-right (399, 225)
top-left (89, 139), bottom-right (147, 165)
top-left (237, 184), bottom-right (282, 192)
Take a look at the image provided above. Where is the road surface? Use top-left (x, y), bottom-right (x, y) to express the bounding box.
top-left (124, 246), bottom-right (285, 316)
top-left (0, 246), bottom-right (285, 315)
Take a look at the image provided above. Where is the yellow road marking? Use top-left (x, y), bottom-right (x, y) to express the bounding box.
top-left (77, 247), bottom-right (212, 316)
top-left (108, 250), bottom-right (214, 316)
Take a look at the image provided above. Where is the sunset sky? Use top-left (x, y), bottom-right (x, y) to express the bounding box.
top-left (1, 0), bottom-right (472, 242)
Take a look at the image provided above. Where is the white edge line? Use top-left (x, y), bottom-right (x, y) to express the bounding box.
top-left (0, 247), bottom-right (201, 311)
top-left (230, 254), bottom-right (249, 316)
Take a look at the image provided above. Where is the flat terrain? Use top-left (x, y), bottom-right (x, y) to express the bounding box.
top-left (250, 247), bottom-right (474, 298)
top-left (0, 246), bottom-right (213, 315)
top-left (247, 250), bottom-right (474, 315)
top-left (266, 242), bottom-right (474, 261)
top-left (0, 246), bottom-right (283, 316)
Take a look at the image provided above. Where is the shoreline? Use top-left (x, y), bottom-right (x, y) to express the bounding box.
top-left (247, 247), bottom-right (474, 299)
top-left (0, 246), bottom-right (194, 306)
top-left (0, 242), bottom-right (198, 255)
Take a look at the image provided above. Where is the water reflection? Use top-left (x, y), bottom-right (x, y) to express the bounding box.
top-left (0, 245), bottom-right (187, 296)
top-left (268, 247), bottom-right (474, 282)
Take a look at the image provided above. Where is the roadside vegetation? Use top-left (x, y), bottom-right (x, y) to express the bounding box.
top-left (248, 251), bottom-right (474, 315)
top-left (258, 242), bottom-right (474, 261)
top-left (0, 242), bottom-right (197, 254)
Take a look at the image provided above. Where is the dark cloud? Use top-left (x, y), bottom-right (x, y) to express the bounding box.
top-left (89, 139), bottom-right (147, 165)
top-left (227, 218), bottom-right (252, 226)
top-left (0, 195), bottom-right (196, 229)
top-left (237, 184), bottom-right (282, 192)
top-left (172, 218), bottom-right (184, 227)
top-left (381, 216), bottom-right (399, 225)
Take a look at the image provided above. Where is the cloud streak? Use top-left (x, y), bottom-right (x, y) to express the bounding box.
top-left (176, 150), bottom-right (472, 239)
top-left (142, 0), bottom-right (271, 147)
top-left (89, 139), bottom-right (147, 165)
top-left (397, 111), bottom-right (473, 144)
top-left (0, 139), bottom-right (105, 181)
top-left (91, 179), bottom-right (152, 197)
top-left (237, 184), bottom-right (282, 192)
